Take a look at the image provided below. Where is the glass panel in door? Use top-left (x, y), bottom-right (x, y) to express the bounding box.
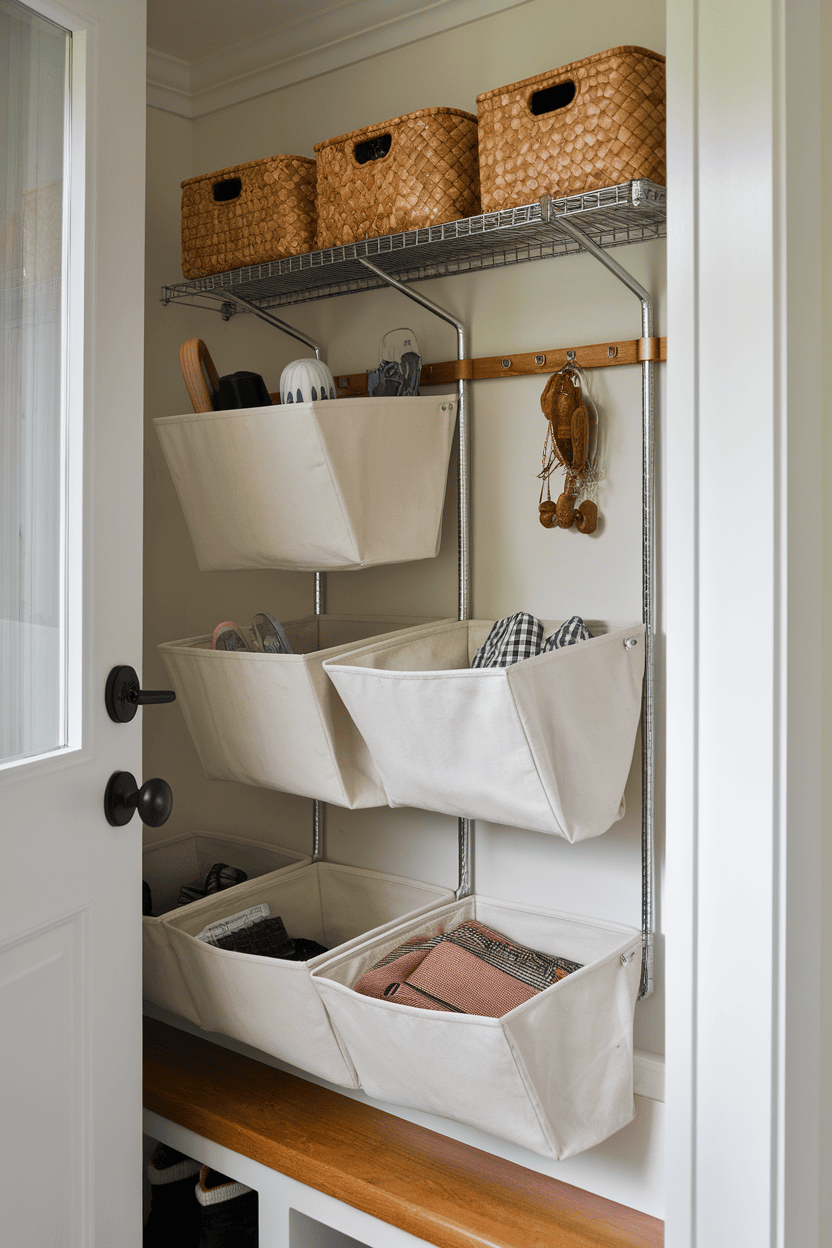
top-left (0, 0), bottom-right (70, 763)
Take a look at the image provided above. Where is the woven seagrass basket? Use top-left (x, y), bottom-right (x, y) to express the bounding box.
top-left (313, 107), bottom-right (480, 249)
top-left (181, 154), bottom-right (317, 279)
top-left (476, 46), bottom-right (666, 211)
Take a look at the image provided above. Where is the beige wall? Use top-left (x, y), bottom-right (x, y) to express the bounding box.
top-left (143, 0), bottom-right (666, 1216)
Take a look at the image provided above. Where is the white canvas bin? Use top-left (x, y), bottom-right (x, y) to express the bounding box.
top-left (153, 396), bottom-right (458, 571)
top-left (312, 896), bottom-right (641, 1159)
top-left (159, 615), bottom-right (440, 808)
top-left (142, 830), bottom-right (309, 1024)
top-left (163, 862), bottom-right (455, 1087)
top-left (323, 619), bottom-right (645, 840)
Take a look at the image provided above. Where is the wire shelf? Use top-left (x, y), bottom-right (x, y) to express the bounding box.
top-left (161, 180), bottom-right (666, 315)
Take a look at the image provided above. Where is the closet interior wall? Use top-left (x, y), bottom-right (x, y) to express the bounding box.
top-left (142, 0), bottom-right (666, 1220)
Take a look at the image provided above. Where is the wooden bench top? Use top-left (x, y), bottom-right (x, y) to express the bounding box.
top-left (144, 1017), bottom-right (663, 1248)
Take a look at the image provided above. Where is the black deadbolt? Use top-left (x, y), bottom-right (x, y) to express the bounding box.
top-left (105, 666), bottom-right (175, 723)
top-left (104, 772), bottom-right (173, 828)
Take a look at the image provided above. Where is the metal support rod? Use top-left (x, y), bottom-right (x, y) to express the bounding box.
top-left (213, 290), bottom-right (324, 360)
top-left (312, 573), bottom-right (327, 863)
top-left (456, 818), bottom-right (472, 900)
top-left (549, 209), bottom-right (656, 1000)
top-left (314, 570), bottom-right (326, 617)
top-left (357, 258), bottom-right (472, 898)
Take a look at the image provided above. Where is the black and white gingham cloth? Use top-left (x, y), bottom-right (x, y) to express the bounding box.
top-left (541, 615), bottom-right (593, 652)
top-left (471, 612), bottom-right (542, 668)
top-left (472, 613), bottom-right (592, 668)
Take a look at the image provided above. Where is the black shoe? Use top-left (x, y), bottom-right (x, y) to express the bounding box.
top-left (144, 1144), bottom-right (201, 1247)
top-left (196, 1166), bottom-right (258, 1247)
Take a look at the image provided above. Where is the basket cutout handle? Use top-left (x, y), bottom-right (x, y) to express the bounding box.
top-left (529, 80), bottom-right (577, 116)
top-left (353, 133), bottom-right (392, 164)
top-left (213, 176), bottom-right (242, 202)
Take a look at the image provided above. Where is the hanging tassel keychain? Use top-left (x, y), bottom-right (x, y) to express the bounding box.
top-left (538, 362), bottom-right (599, 534)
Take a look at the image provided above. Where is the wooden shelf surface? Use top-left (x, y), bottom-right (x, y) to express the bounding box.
top-left (144, 1017), bottom-right (662, 1248)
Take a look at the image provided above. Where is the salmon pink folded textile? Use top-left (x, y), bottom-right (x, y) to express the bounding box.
top-left (352, 919), bottom-right (582, 1017)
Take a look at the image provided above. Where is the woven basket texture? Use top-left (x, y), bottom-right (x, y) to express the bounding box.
top-left (476, 46), bottom-right (665, 210)
top-left (313, 107), bottom-right (480, 249)
top-left (181, 154), bottom-right (317, 278)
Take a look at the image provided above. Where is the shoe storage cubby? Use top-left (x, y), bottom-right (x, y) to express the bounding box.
top-left (157, 180), bottom-right (664, 1159)
top-left (143, 830), bottom-right (310, 1023)
top-left (159, 615), bottom-right (442, 807)
top-left (161, 862), bottom-right (454, 1084)
top-left (153, 395), bottom-right (457, 572)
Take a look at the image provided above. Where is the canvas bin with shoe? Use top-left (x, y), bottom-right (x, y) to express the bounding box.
top-left (142, 830), bottom-right (310, 1024)
top-left (322, 618), bottom-right (645, 840)
top-left (161, 861), bottom-right (455, 1086)
top-left (159, 615), bottom-right (440, 809)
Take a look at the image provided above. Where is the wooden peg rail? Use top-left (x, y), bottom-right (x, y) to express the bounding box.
top-left (333, 336), bottom-right (666, 397)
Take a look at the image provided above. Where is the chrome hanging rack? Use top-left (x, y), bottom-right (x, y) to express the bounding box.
top-left (162, 178), bottom-right (664, 997)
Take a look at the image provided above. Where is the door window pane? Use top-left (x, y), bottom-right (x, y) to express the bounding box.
top-left (1, 0), bottom-right (70, 762)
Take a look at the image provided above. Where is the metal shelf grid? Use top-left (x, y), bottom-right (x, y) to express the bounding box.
top-left (161, 179), bottom-right (666, 315)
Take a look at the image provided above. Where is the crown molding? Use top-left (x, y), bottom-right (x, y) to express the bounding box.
top-left (147, 48), bottom-right (192, 117)
top-left (147, 0), bottom-right (532, 119)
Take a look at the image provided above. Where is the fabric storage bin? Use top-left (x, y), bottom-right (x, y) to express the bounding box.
top-left (476, 46), bottom-right (666, 211)
top-left (142, 830), bottom-right (309, 1024)
top-left (154, 395), bottom-right (458, 572)
top-left (312, 895), bottom-right (641, 1159)
top-left (323, 618), bottom-right (644, 840)
top-left (163, 862), bottom-right (455, 1086)
top-left (314, 108), bottom-right (480, 249)
top-left (159, 615), bottom-right (443, 809)
top-left (181, 154), bottom-right (317, 278)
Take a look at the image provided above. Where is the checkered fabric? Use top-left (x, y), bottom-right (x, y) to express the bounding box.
top-left (471, 612), bottom-right (543, 668)
top-left (540, 615), bottom-right (593, 652)
top-left (445, 920), bottom-right (582, 991)
top-left (472, 613), bottom-right (592, 668)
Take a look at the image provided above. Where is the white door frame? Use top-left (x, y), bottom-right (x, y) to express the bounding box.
top-left (665, 1), bottom-right (824, 1244)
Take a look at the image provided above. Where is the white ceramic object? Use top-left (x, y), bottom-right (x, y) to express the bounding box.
top-left (280, 357), bottom-right (336, 403)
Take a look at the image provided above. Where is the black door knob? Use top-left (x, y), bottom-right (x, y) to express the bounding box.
top-left (105, 666), bottom-right (175, 723)
top-left (104, 772), bottom-right (173, 827)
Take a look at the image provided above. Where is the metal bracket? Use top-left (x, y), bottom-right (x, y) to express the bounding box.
top-left (357, 257), bottom-right (473, 900)
top-left (215, 290), bottom-right (324, 359)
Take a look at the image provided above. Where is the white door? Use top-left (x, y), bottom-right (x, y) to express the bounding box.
top-left (0, 0), bottom-right (147, 1244)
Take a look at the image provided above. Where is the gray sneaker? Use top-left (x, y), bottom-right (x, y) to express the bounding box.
top-left (252, 613), bottom-right (293, 654)
top-left (211, 621), bottom-right (251, 651)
